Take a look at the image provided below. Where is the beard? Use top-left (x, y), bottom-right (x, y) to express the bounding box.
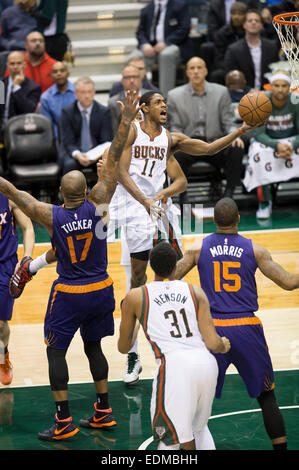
top-left (30, 49), bottom-right (44, 59)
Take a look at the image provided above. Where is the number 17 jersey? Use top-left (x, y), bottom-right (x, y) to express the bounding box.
top-left (197, 233), bottom-right (258, 314)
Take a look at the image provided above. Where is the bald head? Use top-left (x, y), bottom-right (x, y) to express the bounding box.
top-left (214, 198), bottom-right (239, 228)
top-left (7, 51), bottom-right (25, 77)
top-left (186, 56), bottom-right (208, 89)
top-left (60, 171), bottom-right (87, 202)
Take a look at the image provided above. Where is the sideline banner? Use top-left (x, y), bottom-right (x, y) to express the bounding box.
top-left (243, 138), bottom-right (299, 192)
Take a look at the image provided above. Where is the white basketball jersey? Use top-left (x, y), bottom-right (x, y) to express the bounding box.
top-left (140, 280), bottom-right (207, 358)
top-left (129, 121), bottom-right (172, 198)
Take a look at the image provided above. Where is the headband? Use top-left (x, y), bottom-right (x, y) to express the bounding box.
top-left (269, 73), bottom-right (291, 84)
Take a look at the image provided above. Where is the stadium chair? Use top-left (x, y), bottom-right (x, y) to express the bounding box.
top-left (4, 113), bottom-right (60, 200)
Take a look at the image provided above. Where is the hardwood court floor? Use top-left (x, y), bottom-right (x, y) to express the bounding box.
top-left (1, 226), bottom-right (299, 451)
top-left (5, 228), bottom-right (299, 387)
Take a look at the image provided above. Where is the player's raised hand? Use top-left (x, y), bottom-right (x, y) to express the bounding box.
top-left (117, 90), bottom-right (145, 123)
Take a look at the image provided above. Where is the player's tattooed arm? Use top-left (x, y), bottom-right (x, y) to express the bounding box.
top-left (254, 243), bottom-right (299, 290)
top-left (175, 243), bottom-right (202, 279)
top-left (0, 177), bottom-right (53, 234)
top-left (89, 90), bottom-right (143, 207)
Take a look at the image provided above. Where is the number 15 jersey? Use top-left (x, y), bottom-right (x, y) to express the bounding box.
top-left (197, 233), bottom-right (258, 314)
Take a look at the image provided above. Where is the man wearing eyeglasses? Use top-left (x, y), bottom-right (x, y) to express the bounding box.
top-left (108, 63), bottom-right (153, 135)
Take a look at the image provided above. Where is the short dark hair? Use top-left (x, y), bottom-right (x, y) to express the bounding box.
top-left (214, 198), bottom-right (239, 227)
top-left (231, 1), bottom-right (248, 14)
top-left (150, 243), bottom-right (177, 278)
top-left (245, 8), bottom-right (262, 21)
top-left (139, 90), bottom-right (163, 107)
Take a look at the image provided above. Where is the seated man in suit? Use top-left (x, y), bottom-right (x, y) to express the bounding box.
top-left (167, 56), bottom-right (246, 211)
top-left (224, 9), bottom-right (279, 90)
top-left (127, 0), bottom-right (193, 97)
top-left (108, 63), bottom-right (151, 136)
top-left (0, 50), bottom-right (41, 140)
top-left (109, 57), bottom-right (159, 97)
top-left (58, 76), bottom-right (113, 175)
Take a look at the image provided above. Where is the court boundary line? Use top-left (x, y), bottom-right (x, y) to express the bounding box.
top-left (138, 405), bottom-right (299, 450)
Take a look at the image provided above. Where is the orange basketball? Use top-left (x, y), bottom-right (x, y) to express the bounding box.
top-left (238, 91), bottom-right (272, 126)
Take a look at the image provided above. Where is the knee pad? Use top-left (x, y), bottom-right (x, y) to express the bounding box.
top-left (257, 390), bottom-right (286, 439)
top-left (46, 347), bottom-right (69, 391)
top-left (84, 340), bottom-right (108, 382)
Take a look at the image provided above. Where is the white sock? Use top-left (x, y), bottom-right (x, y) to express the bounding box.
top-left (28, 252), bottom-right (48, 274)
top-left (128, 338), bottom-right (138, 355)
top-left (194, 425), bottom-right (216, 450)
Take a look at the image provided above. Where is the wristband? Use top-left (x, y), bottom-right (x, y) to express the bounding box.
top-left (238, 127), bottom-right (245, 135)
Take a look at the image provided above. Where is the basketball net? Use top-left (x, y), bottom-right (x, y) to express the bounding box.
top-left (273, 12), bottom-right (299, 91)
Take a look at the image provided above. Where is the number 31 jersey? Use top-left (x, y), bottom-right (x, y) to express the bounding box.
top-left (197, 233), bottom-right (258, 314)
top-left (51, 200), bottom-right (109, 282)
top-left (140, 280), bottom-right (207, 357)
top-left (129, 121), bottom-right (172, 198)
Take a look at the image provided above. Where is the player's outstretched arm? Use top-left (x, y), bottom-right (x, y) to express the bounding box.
top-left (174, 242), bottom-right (202, 279)
top-left (88, 90), bottom-right (143, 207)
top-left (0, 178), bottom-right (53, 234)
top-left (254, 243), bottom-right (299, 290)
top-left (11, 202), bottom-right (35, 258)
top-left (172, 121), bottom-right (254, 156)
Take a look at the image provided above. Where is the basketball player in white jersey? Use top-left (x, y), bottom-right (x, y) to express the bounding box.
top-left (118, 242), bottom-right (230, 450)
top-left (117, 90), bottom-right (254, 385)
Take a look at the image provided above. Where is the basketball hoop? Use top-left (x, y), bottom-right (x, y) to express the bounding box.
top-left (273, 12), bottom-right (299, 90)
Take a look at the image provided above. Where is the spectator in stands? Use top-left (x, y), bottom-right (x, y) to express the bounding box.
top-left (224, 9), bottom-right (280, 90)
top-left (225, 69), bottom-right (250, 105)
top-left (22, 31), bottom-right (57, 93)
top-left (40, 61), bottom-right (76, 138)
top-left (261, 0), bottom-right (299, 25)
top-left (0, 50), bottom-right (41, 139)
top-left (108, 63), bottom-right (151, 135)
top-left (109, 57), bottom-right (159, 97)
top-left (0, 0), bottom-right (13, 16)
top-left (167, 56), bottom-right (245, 209)
top-left (243, 71), bottom-right (299, 219)
top-left (207, 0), bottom-right (259, 41)
top-left (32, 0), bottom-right (69, 61)
top-left (127, 0), bottom-right (193, 97)
top-left (0, 0), bottom-right (37, 52)
top-left (58, 77), bottom-right (113, 175)
top-left (210, 2), bottom-right (247, 85)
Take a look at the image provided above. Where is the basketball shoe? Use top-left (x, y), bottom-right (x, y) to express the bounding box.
top-left (9, 256), bottom-right (33, 298)
top-left (0, 352), bottom-right (13, 386)
top-left (79, 403), bottom-right (117, 429)
top-left (38, 415), bottom-right (79, 441)
top-left (123, 352), bottom-right (142, 387)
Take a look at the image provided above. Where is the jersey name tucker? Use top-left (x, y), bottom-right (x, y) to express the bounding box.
top-left (61, 218), bottom-right (92, 234)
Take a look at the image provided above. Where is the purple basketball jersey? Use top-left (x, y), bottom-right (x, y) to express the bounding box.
top-left (51, 200), bottom-right (109, 282)
top-left (0, 194), bottom-right (18, 263)
top-left (198, 233), bottom-right (259, 313)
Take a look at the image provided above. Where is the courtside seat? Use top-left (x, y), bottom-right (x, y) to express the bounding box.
top-left (4, 114), bottom-right (60, 193)
top-left (187, 160), bottom-right (223, 200)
